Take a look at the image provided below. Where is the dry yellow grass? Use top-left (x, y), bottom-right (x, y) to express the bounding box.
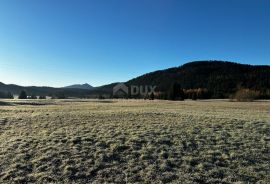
top-left (0, 99), bottom-right (269, 183)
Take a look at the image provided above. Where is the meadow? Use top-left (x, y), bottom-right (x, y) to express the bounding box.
top-left (0, 99), bottom-right (269, 183)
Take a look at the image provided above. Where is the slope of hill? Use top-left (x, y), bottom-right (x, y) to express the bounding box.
top-left (1, 61), bottom-right (270, 98)
top-left (64, 83), bottom-right (93, 90)
top-left (124, 61), bottom-right (270, 98)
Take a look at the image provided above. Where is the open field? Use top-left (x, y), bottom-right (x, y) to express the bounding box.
top-left (0, 99), bottom-right (269, 183)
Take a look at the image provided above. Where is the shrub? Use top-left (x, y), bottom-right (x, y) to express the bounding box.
top-left (233, 89), bottom-right (259, 102)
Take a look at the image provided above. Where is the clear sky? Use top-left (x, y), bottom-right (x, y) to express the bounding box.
top-left (0, 0), bottom-right (269, 87)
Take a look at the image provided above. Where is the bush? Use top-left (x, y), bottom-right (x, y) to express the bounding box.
top-left (233, 89), bottom-right (260, 102)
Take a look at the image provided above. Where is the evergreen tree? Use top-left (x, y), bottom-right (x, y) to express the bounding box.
top-left (18, 90), bottom-right (27, 99)
top-left (192, 92), bottom-right (197, 100)
top-left (0, 91), bottom-right (14, 99)
top-left (0, 91), bottom-right (6, 99)
top-left (98, 94), bottom-right (105, 99)
top-left (149, 92), bottom-right (155, 100)
top-left (56, 93), bottom-right (66, 99)
top-left (7, 92), bottom-right (14, 99)
top-left (179, 87), bottom-right (185, 101)
top-left (167, 82), bottom-right (185, 101)
top-left (39, 95), bottom-right (46, 99)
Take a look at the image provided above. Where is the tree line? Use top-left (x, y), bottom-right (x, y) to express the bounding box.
top-left (0, 91), bottom-right (14, 99)
top-left (1, 86), bottom-right (268, 102)
top-left (138, 82), bottom-right (268, 102)
top-left (17, 90), bottom-right (47, 99)
top-left (125, 61), bottom-right (270, 99)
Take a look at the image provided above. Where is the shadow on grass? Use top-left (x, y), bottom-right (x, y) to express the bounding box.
top-left (61, 100), bottom-right (115, 103)
top-left (92, 100), bottom-right (115, 103)
top-left (0, 101), bottom-right (12, 106)
top-left (13, 102), bottom-right (53, 106)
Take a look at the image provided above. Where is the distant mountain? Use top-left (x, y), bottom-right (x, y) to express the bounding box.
top-left (64, 83), bottom-right (93, 90)
top-left (0, 82), bottom-right (92, 97)
top-left (1, 61), bottom-right (270, 99)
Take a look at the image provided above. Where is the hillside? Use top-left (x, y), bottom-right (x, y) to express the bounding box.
top-left (124, 61), bottom-right (270, 98)
top-left (1, 61), bottom-right (270, 98)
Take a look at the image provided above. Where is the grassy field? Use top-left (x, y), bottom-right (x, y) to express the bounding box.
top-left (0, 99), bottom-right (269, 183)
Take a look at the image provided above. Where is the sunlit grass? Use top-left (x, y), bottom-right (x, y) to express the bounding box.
top-left (0, 99), bottom-right (269, 183)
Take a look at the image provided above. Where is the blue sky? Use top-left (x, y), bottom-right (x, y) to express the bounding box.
top-left (0, 0), bottom-right (270, 87)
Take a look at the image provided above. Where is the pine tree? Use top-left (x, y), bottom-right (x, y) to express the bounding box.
top-left (39, 95), bottom-right (46, 99)
top-left (7, 92), bottom-right (14, 99)
top-left (98, 94), bottom-right (105, 99)
top-left (18, 90), bottom-right (27, 99)
top-left (192, 92), bottom-right (197, 100)
top-left (167, 82), bottom-right (185, 101)
top-left (149, 92), bottom-right (155, 100)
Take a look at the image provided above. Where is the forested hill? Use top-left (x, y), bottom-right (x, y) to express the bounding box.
top-left (1, 61), bottom-right (270, 99)
top-left (125, 61), bottom-right (270, 98)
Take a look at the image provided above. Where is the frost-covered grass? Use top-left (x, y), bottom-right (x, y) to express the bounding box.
top-left (0, 99), bottom-right (269, 183)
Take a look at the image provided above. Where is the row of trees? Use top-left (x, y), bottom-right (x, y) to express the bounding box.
top-left (18, 90), bottom-right (46, 99)
top-left (0, 91), bottom-right (14, 99)
top-left (146, 82), bottom-right (269, 102)
top-left (154, 82), bottom-right (210, 101)
top-left (0, 90), bottom-right (69, 99)
top-left (0, 90), bottom-right (48, 99)
top-left (1, 86), bottom-right (269, 102)
top-left (231, 88), bottom-right (260, 102)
